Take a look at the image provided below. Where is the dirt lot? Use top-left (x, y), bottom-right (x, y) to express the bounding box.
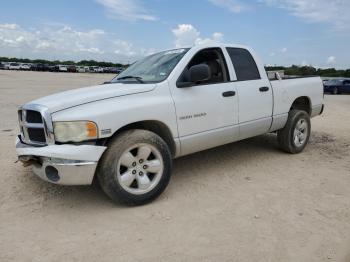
top-left (0, 70), bottom-right (350, 262)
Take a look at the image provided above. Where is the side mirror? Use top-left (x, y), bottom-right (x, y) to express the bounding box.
top-left (177, 64), bottom-right (211, 88)
top-left (189, 64), bottom-right (211, 83)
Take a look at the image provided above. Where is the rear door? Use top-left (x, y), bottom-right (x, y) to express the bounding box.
top-left (225, 47), bottom-right (273, 139)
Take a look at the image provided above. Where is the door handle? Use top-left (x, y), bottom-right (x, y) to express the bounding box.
top-left (259, 86), bottom-right (269, 92)
top-left (222, 91), bottom-right (236, 97)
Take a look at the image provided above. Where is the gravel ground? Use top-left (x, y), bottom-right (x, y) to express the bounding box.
top-left (0, 70), bottom-right (350, 262)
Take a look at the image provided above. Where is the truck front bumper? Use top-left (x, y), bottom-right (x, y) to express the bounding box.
top-left (15, 137), bottom-right (107, 185)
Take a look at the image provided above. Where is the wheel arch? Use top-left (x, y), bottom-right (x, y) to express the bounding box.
top-left (290, 96), bottom-right (311, 115)
top-left (103, 120), bottom-right (177, 157)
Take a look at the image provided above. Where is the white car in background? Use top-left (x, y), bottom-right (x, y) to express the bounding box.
top-left (89, 66), bottom-right (104, 73)
top-left (8, 62), bottom-right (21, 70)
top-left (20, 63), bottom-right (31, 70)
top-left (96, 67), bottom-right (104, 73)
top-left (1, 62), bottom-right (10, 69)
top-left (76, 66), bottom-right (86, 73)
top-left (58, 65), bottom-right (68, 72)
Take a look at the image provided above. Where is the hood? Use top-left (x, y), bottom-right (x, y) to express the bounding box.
top-left (28, 83), bottom-right (156, 113)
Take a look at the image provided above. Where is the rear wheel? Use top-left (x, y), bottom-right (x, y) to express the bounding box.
top-left (97, 129), bottom-right (172, 205)
top-left (277, 110), bottom-right (311, 154)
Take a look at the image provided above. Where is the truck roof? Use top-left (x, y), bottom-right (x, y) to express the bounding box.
top-left (178, 43), bottom-right (252, 51)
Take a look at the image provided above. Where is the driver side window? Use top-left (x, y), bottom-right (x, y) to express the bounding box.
top-left (177, 48), bottom-right (229, 86)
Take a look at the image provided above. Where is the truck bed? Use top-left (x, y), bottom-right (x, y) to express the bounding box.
top-left (268, 74), bottom-right (320, 81)
top-left (269, 75), bottom-right (324, 117)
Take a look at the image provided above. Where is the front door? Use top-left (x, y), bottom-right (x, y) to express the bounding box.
top-left (170, 47), bottom-right (238, 155)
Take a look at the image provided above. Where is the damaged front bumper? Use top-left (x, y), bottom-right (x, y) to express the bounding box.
top-left (16, 137), bottom-right (107, 185)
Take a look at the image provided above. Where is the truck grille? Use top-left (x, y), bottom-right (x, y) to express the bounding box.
top-left (27, 128), bottom-right (46, 143)
top-left (26, 110), bottom-right (43, 123)
top-left (18, 105), bottom-right (54, 146)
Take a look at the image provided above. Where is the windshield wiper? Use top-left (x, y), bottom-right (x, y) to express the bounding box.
top-left (117, 76), bottom-right (144, 83)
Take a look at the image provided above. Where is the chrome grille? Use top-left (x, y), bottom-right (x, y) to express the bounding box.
top-left (18, 104), bottom-right (54, 146)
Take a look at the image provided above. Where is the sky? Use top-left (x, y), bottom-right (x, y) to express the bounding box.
top-left (0, 0), bottom-right (349, 68)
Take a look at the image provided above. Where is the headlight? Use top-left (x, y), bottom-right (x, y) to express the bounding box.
top-left (53, 121), bottom-right (98, 142)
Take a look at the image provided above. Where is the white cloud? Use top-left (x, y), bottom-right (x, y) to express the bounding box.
top-left (0, 23), bottom-right (19, 30)
top-left (172, 24), bottom-right (224, 48)
top-left (172, 24), bottom-right (200, 48)
top-left (0, 23), bottom-right (154, 62)
top-left (280, 47), bottom-right (287, 53)
top-left (327, 56), bottom-right (336, 65)
top-left (95, 0), bottom-right (156, 21)
top-left (208, 0), bottom-right (246, 13)
top-left (260, 0), bottom-right (350, 31)
top-left (36, 41), bottom-right (52, 50)
top-left (212, 32), bottom-right (224, 42)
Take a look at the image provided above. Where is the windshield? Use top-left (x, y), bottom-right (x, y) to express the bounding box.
top-left (327, 79), bottom-right (343, 85)
top-left (111, 48), bottom-right (189, 84)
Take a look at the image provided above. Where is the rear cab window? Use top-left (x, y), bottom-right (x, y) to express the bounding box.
top-left (226, 48), bottom-right (261, 81)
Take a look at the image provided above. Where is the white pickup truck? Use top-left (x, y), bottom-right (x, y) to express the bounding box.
top-left (16, 43), bottom-right (324, 205)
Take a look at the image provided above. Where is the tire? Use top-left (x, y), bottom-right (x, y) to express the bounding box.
top-left (277, 110), bottom-right (311, 154)
top-left (332, 87), bottom-right (338, 95)
top-left (97, 129), bottom-right (172, 205)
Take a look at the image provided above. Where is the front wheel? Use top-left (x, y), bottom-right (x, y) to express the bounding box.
top-left (277, 110), bottom-right (311, 154)
top-left (97, 129), bottom-right (172, 205)
top-left (332, 87), bottom-right (338, 95)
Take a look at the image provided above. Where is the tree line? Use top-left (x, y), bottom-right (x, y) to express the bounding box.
top-left (0, 57), bottom-right (128, 68)
top-left (266, 65), bottom-right (350, 78)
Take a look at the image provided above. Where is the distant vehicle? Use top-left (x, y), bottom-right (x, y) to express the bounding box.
top-left (48, 65), bottom-right (58, 72)
top-left (0, 62), bottom-right (6, 70)
top-left (89, 66), bottom-right (104, 73)
top-left (30, 64), bottom-right (37, 71)
top-left (95, 67), bottom-right (104, 73)
top-left (103, 67), bottom-right (124, 74)
top-left (31, 64), bottom-right (50, 72)
top-left (2, 62), bottom-right (10, 70)
top-left (58, 65), bottom-right (68, 72)
top-left (116, 67), bottom-right (124, 74)
top-left (8, 62), bottom-right (21, 70)
top-left (324, 79), bottom-right (350, 94)
top-left (20, 63), bottom-right (31, 70)
top-left (102, 67), bottom-right (110, 73)
top-left (76, 66), bottom-right (86, 73)
top-left (67, 65), bottom-right (77, 73)
top-left (103, 67), bottom-right (118, 73)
